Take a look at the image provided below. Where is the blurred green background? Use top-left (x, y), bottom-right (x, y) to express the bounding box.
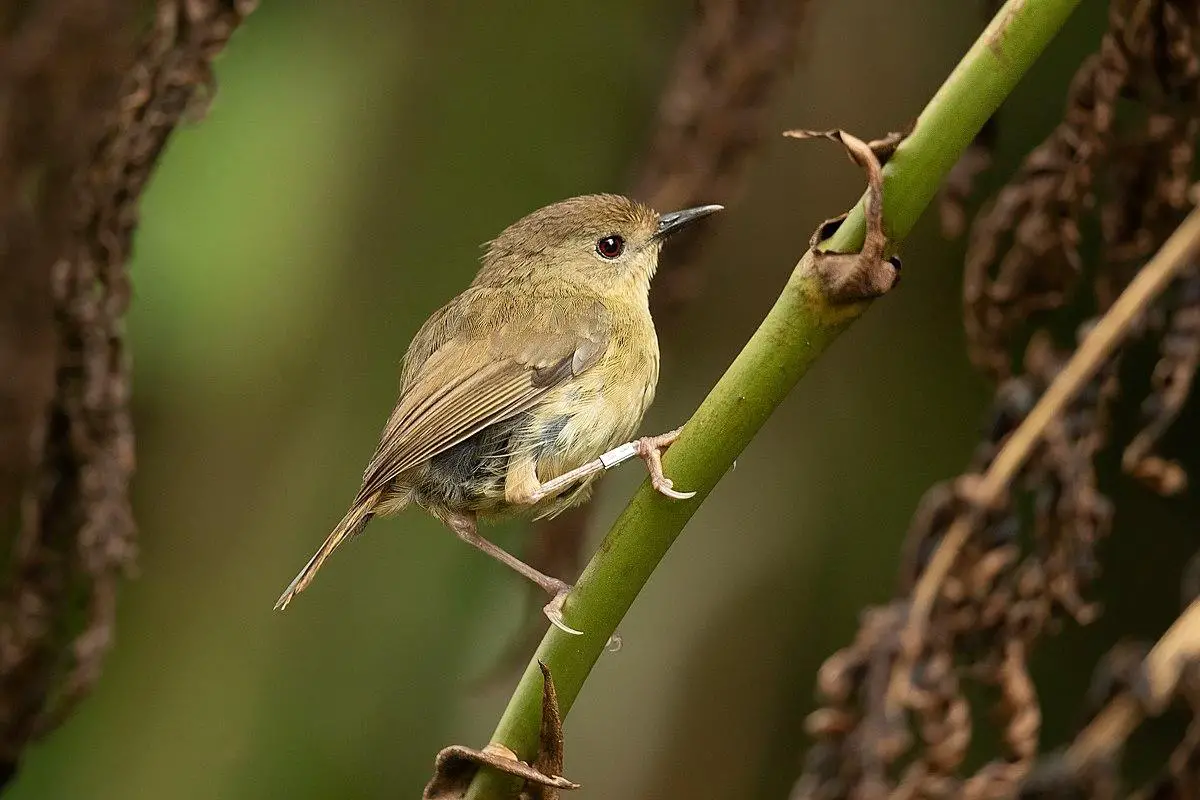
top-left (11, 1), bottom-right (1194, 797)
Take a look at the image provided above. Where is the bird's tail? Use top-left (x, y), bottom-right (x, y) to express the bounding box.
top-left (273, 495), bottom-right (378, 611)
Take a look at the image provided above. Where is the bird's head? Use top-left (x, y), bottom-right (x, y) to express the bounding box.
top-left (476, 194), bottom-right (722, 299)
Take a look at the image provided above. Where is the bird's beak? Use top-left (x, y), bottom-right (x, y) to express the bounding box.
top-left (653, 204), bottom-right (724, 239)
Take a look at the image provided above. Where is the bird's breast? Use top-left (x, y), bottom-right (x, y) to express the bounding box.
top-left (534, 329), bottom-right (658, 482)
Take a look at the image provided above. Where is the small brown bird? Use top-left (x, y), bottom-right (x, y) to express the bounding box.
top-left (273, 194), bottom-right (721, 633)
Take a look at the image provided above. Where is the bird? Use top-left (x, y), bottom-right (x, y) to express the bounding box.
top-left (272, 194), bottom-right (722, 634)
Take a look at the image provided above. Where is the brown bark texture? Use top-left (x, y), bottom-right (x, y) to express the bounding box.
top-left (0, 0), bottom-right (252, 781)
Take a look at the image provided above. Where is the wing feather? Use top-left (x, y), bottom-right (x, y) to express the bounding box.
top-left (354, 294), bottom-right (610, 503)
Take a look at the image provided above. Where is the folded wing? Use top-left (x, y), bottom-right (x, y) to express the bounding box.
top-left (354, 294), bottom-right (610, 504)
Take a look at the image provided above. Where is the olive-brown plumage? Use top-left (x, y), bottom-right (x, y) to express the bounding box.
top-left (273, 194), bottom-right (721, 632)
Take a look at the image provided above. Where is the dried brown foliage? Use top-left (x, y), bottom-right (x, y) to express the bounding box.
top-left (793, 1), bottom-right (1200, 797)
top-left (633, 0), bottom-right (816, 318)
top-left (0, 0), bottom-right (253, 779)
top-left (425, 663), bottom-right (577, 799)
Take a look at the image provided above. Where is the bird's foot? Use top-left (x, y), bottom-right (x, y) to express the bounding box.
top-left (541, 579), bottom-right (582, 636)
top-left (635, 428), bottom-right (696, 500)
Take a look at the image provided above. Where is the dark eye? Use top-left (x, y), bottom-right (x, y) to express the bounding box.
top-left (595, 235), bottom-right (625, 259)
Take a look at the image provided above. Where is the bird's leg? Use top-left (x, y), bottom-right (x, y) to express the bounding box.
top-left (522, 426), bottom-right (695, 504)
top-left (442, 511), bottom-right (581, 636)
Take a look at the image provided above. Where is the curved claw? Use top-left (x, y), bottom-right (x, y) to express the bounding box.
top-left (656, 482), bottom-right (696, 500)
top-left (545, 610), bottom-right (583, 636)
top-left (544, 589), bottom-right (583, 636)
top-left (651, 475), bottom-right (697, 501)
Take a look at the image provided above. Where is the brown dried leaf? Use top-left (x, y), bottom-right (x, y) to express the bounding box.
top-left (963, 5), bottom-right (1136, 379)
top-left (528, 661), bottom-right (566, 796)
top-left (424, 662), bottom-right (578, 800)
top-left (783, 128), bottom-right (903, 304)
top-left (423, 744), bottom-right (576, 800)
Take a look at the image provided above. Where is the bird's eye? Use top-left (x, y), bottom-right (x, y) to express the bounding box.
top-left (595, 235), bottom-right (625, 259)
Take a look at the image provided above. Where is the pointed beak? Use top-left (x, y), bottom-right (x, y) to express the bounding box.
top-left (653, 204), bottom-right (724, 240)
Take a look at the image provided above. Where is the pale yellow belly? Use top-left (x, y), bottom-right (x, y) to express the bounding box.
top-left (517, 353), bottom-right (656, 520)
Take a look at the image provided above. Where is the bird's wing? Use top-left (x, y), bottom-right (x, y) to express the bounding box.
top-left (354, 294), bottom-right (610, 503)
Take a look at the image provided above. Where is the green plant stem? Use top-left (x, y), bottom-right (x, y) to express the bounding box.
top-left (466, 1), bottom-right (1082, 796)
top-left (824, 0), bottom-right (1082, 254)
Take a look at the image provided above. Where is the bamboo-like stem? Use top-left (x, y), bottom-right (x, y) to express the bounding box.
top-left (466, 1), bottom-right (1083, 796)
top-left (822, 0), bottom-right (1085, 255)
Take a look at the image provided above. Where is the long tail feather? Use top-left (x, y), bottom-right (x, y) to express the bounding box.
top-left (273, 496), bottom-right (378, 611)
